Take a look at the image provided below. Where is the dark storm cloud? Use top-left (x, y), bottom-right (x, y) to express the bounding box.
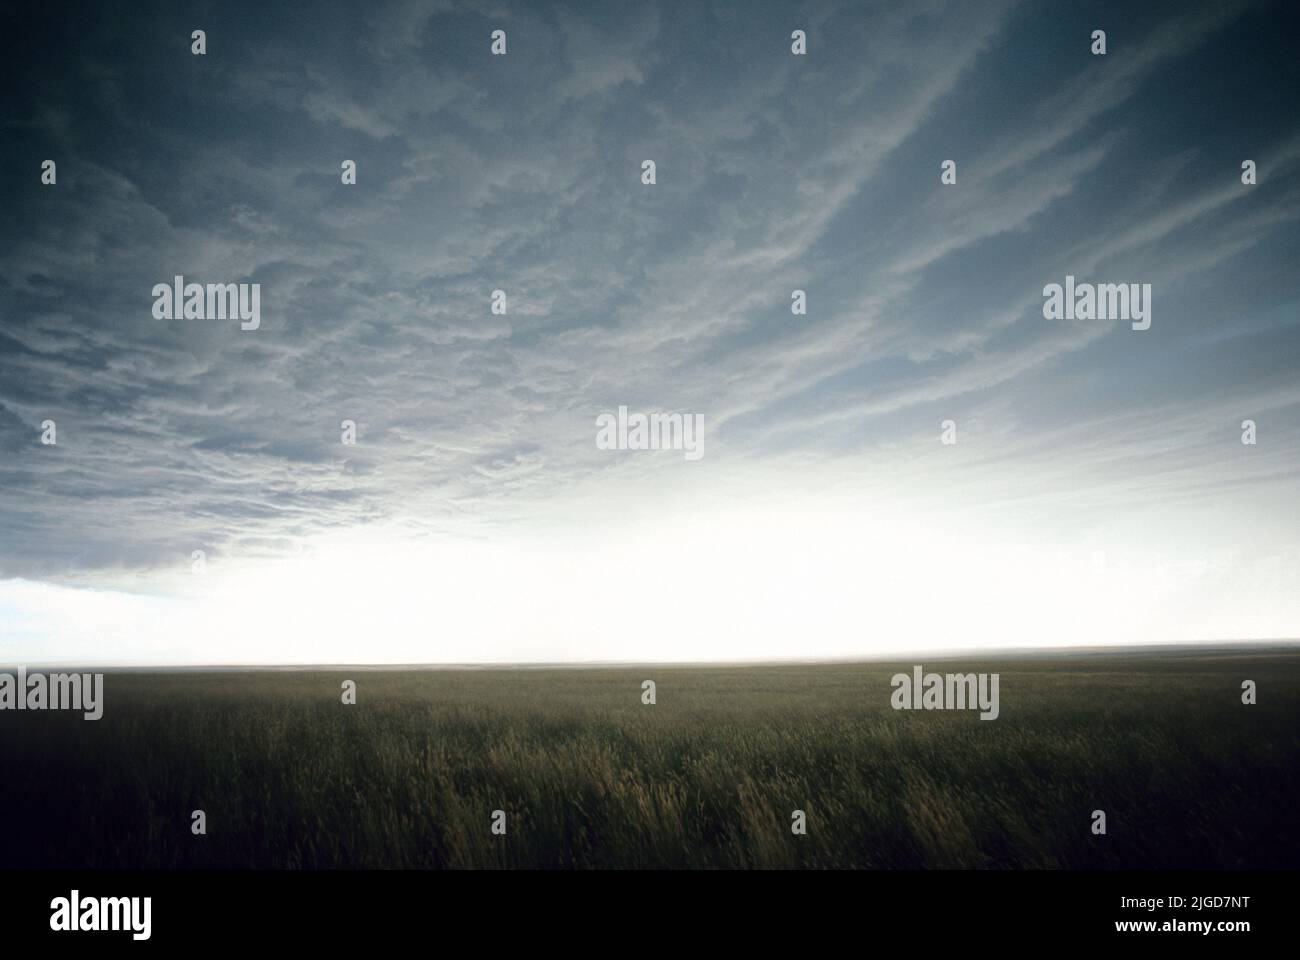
top-left (1, 0), bottom-right (1298, 580)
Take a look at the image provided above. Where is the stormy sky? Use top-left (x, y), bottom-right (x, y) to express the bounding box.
top-left (1, 0), bottom-right (1298, 664)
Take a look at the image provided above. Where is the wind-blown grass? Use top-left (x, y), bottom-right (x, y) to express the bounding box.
top-left (2, 652), bottom-right (1296, 868)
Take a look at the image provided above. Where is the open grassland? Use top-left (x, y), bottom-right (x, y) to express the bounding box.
top-left (2, 650), bottom-right (1297, 868)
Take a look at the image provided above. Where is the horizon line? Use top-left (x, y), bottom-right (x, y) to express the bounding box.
top-left (4, 638), bottom-right (1299, 671)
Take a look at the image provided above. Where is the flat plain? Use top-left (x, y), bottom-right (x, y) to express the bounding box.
top-left (2, 648), bottom-right (1296, 869)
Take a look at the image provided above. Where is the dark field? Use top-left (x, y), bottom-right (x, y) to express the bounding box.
top-left (3, 650), bottom-right (1298, 869)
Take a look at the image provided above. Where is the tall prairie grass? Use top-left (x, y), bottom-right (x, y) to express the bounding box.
top-left (2, 653), bottom-right (1296, 869)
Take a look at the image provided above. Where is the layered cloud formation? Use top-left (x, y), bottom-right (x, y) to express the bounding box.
top-left (1, 1), bottom-right (1297, 661)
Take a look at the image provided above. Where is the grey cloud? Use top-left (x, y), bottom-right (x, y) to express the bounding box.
top-left (1, 0), bottom-right (1298, 583)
